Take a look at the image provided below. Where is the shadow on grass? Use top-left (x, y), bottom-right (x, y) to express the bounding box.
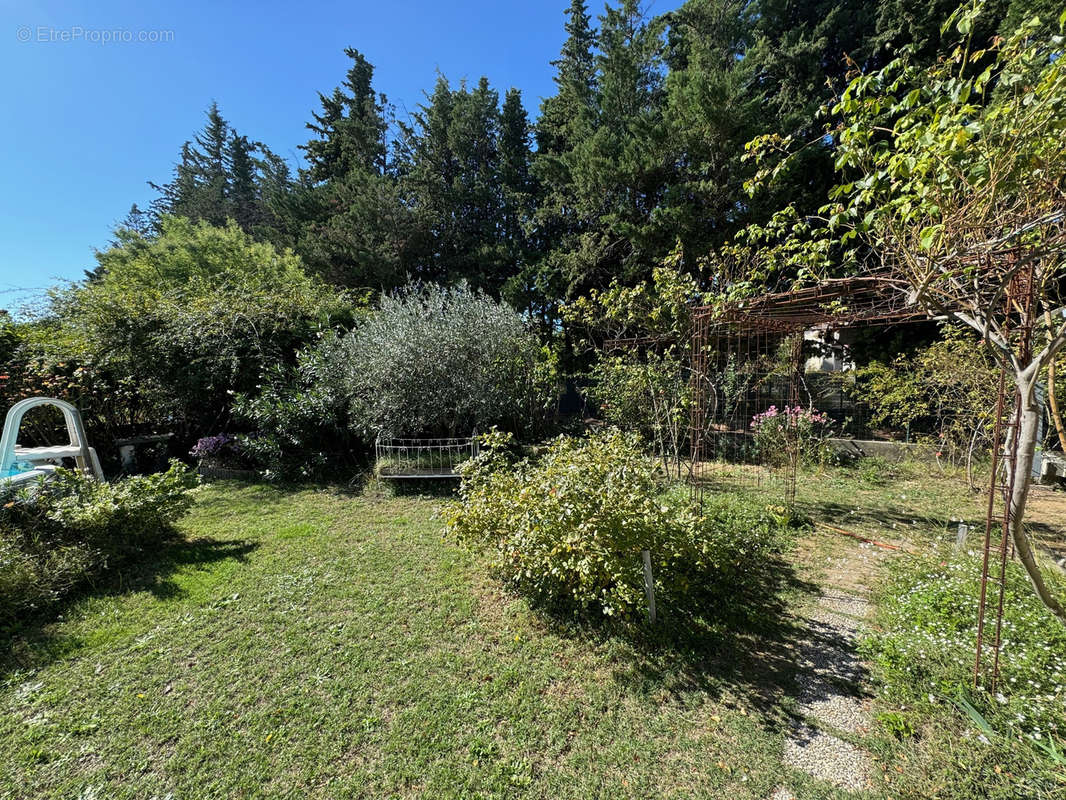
top-left (797, 497), bottom-right (974, 536)
top-left (0, 531), bottom-right (259, 678)
top-left (371, 476), bottom-right (461, 498)
top-left (531, 553), bottom-right (821, 735)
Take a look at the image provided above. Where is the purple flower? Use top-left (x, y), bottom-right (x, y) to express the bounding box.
top-left (751, 405), bottom-right (828, 430)
top-left (190, 433), bottom-right (239, 458)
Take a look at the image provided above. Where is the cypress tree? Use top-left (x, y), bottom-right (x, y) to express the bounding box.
top-left (530, 0), bottom-right (599, 315)
top-left (660, 0), bottom-right (760, 257)
top-left (193, 101), bottom-right (231, 226)
top-left (227, 133), bottom-right (260, 233)
top-left (302, 47), bottom-right (389, 183)
top-left (562, 0), bottom-right (670, 291)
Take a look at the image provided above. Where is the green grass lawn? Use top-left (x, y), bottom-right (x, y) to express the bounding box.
top-left (2, 468), bottom-right (1060, 799)
top-left (0, 482), bottom-right (838, 800)
top-left (704, 457), bottom-right (1064, 548)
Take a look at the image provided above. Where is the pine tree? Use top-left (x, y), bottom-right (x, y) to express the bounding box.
top-left (148, 103), bottom-right (233, 228)
top-left (228, 134), bottom-right (260, 233)
top-left (295, 48), bottom-right (416, 288)
top-left (149, 141), bottom-right (200, 224)
top-left (301, 47), bottom-right (389, 183)
top-left (537, 0), bottom-right (597, 158)
top-left (119, 203), bottom-right (152, 237)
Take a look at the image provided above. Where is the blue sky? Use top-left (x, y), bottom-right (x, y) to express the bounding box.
top-left (0, 0), bottom-right (681, 311)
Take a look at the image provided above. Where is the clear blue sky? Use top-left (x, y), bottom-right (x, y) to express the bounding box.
top-left (0, 0), bottom-right (681, 311)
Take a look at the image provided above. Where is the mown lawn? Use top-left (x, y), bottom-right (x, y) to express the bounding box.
top-left (4, 467), bottom-right (1059, 799)
top-left (1, 482), bottom-right (840, 800)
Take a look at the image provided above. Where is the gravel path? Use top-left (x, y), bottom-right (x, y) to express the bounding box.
top-left (771, 543), bottom-right (883, 798)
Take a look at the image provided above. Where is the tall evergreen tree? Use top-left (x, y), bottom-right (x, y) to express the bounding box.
top-left (147, 102), bottom-right (291, 242)
top-left (660, 0), bottom-right (760, 256)
top-left (536, 0), bottom-right (598, 159)
top-left (295, 48), bottom-right (416, 289)
top-left (551, 0), bottom-right (670, 294)
top-left (400, 75), bottom-right (511, 292)
top-left (227, 134), bottom-right (260, 233)
top-left (192, 101), bottom-right (231, 226)
top-left (118, 203), bottom-right (153, 237)
top-left (498, 89), bottom-right (538, 315)
top-left (530, 0), bottom-right (600, 317)
top-left (301, 47), bottom-right (389, 183)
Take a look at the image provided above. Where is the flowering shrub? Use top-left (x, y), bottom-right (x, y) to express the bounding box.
top-left (750, 405), bottom-right (833, 468)
top-left (190, 433), bottom-right (240, 460)
top-left (442, 429), bottom-right (791, 619)
top-left (862, 553), bottom-right (1066, 748)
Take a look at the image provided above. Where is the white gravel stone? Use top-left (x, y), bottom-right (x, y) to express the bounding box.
top-left (795, 679), bottom-right (869, 735)
top-left (778, 584), bottom-right (874, 791)
top-left (782, 724), bottom-right (870, 790)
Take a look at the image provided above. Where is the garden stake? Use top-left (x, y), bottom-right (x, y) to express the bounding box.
top-left (641, 550), bottom-right (656, 624)
top-left (954, 522), bottom-right (969, 554)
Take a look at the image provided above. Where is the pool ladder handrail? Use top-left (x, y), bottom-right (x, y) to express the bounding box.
top-left (0, 397), bottom-right (105, 481)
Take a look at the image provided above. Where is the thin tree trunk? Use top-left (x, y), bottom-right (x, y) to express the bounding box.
top-left (1046, 311), bottom-right (1066, 451)
top-left (1008, 394), bottom-right (1066, 625)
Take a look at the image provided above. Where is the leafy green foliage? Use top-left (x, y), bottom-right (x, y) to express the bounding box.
top-left (562, 260), bottom-right (703, 347)
top-left (848, 325), bottom-right (998, 459)
top-left (331, 283), bottom-right (557, 438)
top-left (862, 551), bottom-right (1066, 790)
top-left (232, 333), bottom-right (358, 480)
top-left (744, 3), bottom-right (1066, 297)
top-left (0, 462), bottom-right (198, 624)
top-left (564, 264), bottom-right (704, 475)
top-left (46, 217), bottom-right (352, 444)
top-left (589, 352), bottom-right (689, 475)
top-left (443, 429), bottom-right (792, 619)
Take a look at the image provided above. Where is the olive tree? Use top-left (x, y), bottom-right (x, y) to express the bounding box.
top-left (335, 283), bottom-right (557, 438)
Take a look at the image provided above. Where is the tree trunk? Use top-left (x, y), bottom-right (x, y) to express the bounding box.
top-left (1045, 311), bottom-right (1066, 451)
top-left (1007, 392), bottom-right (1066, 624)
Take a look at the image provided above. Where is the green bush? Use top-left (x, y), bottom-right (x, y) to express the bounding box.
top-left (39, 217), bottom-right (354, 447)
top-left (442, 429), bottom-right (791, 619)
top-left (847, 325), bottom-right (998, 462)
top-left (0, 462), bottom-right (199, 623)
top-left (331, 283), bottom-right (557, 438)
top-left (233, 332), bottom-right (359, 479)
top-left (862, 551), bottom-right (1066, 782)
top-left (589, 351), bottom-right (688, 476)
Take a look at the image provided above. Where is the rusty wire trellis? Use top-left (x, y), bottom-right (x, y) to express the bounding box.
top-left (684, 264), bottom-right (1052, 694)
top-left (974, 256), bottom-right (1038, 692)
top-left (601, 333), bottom-right (689, 480)
top-left (688, 276), bottom-right (926, 511)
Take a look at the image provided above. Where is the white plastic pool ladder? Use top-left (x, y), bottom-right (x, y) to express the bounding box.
top-left (0, 397), bottom-right (105, 481)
